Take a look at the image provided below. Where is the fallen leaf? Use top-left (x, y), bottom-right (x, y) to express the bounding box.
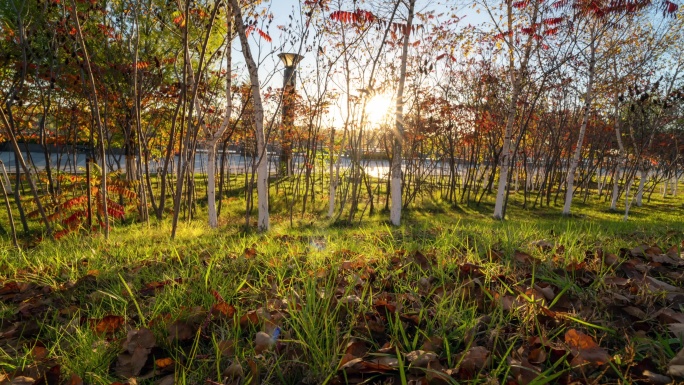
top-left (668, 348), bottom-right (684, 378)
top-left (218, 340), bottom-right (235, 357)
top-left (454, 346), bottom-right (490, 379)
top-left (30, 345), bottom-right (48, 361)
top-left (239, 311), bottom-right (260, 328)
top-left (564, 329), bottom-right (611, 367)
top-left (641, 370), bottom-right (672, 385)
top-left (406, 350), bottom-right (438, 368)
top-left (361, 355), bottom-right (399, 373)
top-left (91, 315), bottom-right (125, 334)
top-left (645, 276), bottom-right (680, 293)
top-left (224, 360), bottom-right (244, 379)
top-left (66, 373), bottom-right (83, 385)
top-left (244, 247), bottom-right (257, 259)
top-left (155, 358), bottom-right (174, 369)
top-left (167, 321), bottom-right (195, 342)
top-left (420, 336), bottom-right (444, 353)
top-left (669, 324), bottom-right (684, 339)
top-left (246, 359), bottom-right (259, 385)
top-left (212, 301), bottom-right (236, 318)
top-left (528, 347), bottom-right (547, 364)
top-left (9, 376), bottom-right (35, 385)
top-left (156, 375), bottom-right (174, 385)
top-left (514, 250), bottom-right (535, 264)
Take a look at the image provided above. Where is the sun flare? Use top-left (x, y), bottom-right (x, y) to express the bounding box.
top-left (366, 94), bottom-right (393, 125)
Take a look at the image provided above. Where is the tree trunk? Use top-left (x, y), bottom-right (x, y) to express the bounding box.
top-left (563, 36), bottom-right (595, 215)
top-left (231, 0), bottom-right (269, 231)
top-left (0, 108), bottom-right (51, 236)
top-left (205, 6), bottom-right (233, 229)
top-left (493, 0), bottom-right (538, 219)
top-left (71, 0), bottom-right (108, 237)
top-left (635, 166), bottom-right (647, 206)
top-left (0, 161), bottom-right (18, 248)
top-left (207, 142), bottom-right (219, 228)
top-left (390, 0), bottom-right (415, 226)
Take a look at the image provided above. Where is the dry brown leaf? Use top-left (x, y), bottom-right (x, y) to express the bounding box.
top-left (406, 350), bottom-right (438, 368)
top-left (528, 347), bottom-right (547, 364)
top-left (91, 315), bottom-right (125, 335)
top-left (155, 358), bottom-right (173, 369)
top-left (645, 276), bottom-right (680, 293)
top-left (510, 357), bottom-right (541, 385)
top-left (666, 245), bottom-right (682, 259)
top-left (564, 329), bottom-right (611, 367)
top-left (30, 345), bottom-right (48, 361)
top-left (514, 250), bottom-right (535, 264)
top-left (239, 311), bottom-right (260, 328)
top-left (655, 308), bottom-right (684, 324)
top-left (167, 321), bottom-right (195, 342)
top-left (668, 324), bottom-right (684, 339)
top-left (212, 301), bottom-right (236, 318)
top-left (244, 247), bottom-right (257, 259)
top-left (9, 376), bottom-right (36, 385)
top-left (66, 373), bottom-right (83, 385)
top-left (420, 336), bottom-right (444, 353)
top-left (622, 306), bottom-right (647, 320)
top-left (361, 355), bottom-right (399, 372)
top-left (218, 340), bottom-right (235, 357)
top-left (454, 346), bottom-right (490, 379)
top-left (641, 370), bottom-right (672, 385)
top-left (667, 348), bottom-right (684, 378)
top-left (224, 360), bottom-right (244, 379)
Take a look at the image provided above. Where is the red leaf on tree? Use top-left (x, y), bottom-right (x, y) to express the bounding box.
top-left (521, 27), bottom-right (536, 35)
top-left (544, 27), bottom-right (559, 35)
top-left (543, 17), bottom-right (564, 26)
top-left (257, 29), bottom-right (272, 43)
top-left (663, 0), bottom-right (678, 14)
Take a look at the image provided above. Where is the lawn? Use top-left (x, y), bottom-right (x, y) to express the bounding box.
top-left (1, 190), bottom-right (684, 385)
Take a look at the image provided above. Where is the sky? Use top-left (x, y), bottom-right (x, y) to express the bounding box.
top-left (229, 0), bottom-right (486, 126)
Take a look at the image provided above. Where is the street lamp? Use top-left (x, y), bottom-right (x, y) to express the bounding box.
top-left (278, 53), bottom-right (304, 177)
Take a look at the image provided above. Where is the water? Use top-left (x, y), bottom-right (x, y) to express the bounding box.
top-left (0, 151), bottom-right (464, 179)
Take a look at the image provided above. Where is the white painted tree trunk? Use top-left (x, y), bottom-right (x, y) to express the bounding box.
top-left (390, 0), bottom-right (415, 226)
top-left (674, 174), bottom-right (679, 196)
top-left (328, 130), bottom-right (336, 218)
top-left (623, 178), bottom-right (633, 221)
top-left (635, 167), bottom-right (647, 207)
top-left (207, 142), bottom-right (218, 228)
top-left (493, 1), bottom-right (538, 220)
top-left (610, 166), bottom-right (620, 210)
top-left (232, 0), bottom-right (268, 231)
top-left (562, 35), bottom-right (595, 216)
top-left (514, 167), bottom-right (519, 192)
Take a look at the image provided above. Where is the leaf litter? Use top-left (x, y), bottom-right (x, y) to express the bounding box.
top-left (0, 236), bottom-right (683, 384)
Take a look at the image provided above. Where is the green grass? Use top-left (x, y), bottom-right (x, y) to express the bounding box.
top-left (0, 182), bottom-right (683, 384)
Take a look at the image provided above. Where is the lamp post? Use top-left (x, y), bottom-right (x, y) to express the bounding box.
top-left (278, 52), bottom-right (303, 177)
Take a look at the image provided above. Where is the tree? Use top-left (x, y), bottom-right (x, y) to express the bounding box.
top-left (390, 0), bottom-right (416, 226)
top-left (231, 0), bottom-right (269, 231)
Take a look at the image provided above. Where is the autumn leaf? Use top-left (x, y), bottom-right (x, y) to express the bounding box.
top-left (91, 315), bottom-right (125, 334)
top-left (564, 329), bottom-right (611, 367)
top-left (155, 357), bottom-right (174, 369)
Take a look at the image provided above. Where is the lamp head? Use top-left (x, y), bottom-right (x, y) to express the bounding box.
top-left (278, 53), bottom-right (304, 68)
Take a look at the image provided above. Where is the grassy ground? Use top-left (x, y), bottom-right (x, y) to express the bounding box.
top-left (1, 186), bottom-right (684, 385)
